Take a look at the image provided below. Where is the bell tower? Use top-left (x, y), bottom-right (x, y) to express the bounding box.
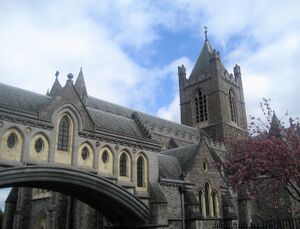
top-left (178, 30), bottom-right (247, 140)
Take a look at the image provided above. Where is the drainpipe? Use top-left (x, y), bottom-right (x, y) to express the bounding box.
top-left (179, 172), bottom-right (186, 229)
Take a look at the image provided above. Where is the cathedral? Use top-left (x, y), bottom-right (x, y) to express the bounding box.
top-left (0, 34), bottom-right (296, 229)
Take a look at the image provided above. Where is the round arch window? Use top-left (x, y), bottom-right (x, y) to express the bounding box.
top-left (7, 133), bottom-right (17, 149)
top-left (81, 147), bottom-right (89, 160)
top-left (102, 150), bottom-right (109, 163)
top-left (35, 138), bottom-right (44, 153)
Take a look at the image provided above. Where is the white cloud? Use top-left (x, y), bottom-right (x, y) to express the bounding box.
top-left (157, 95), bottom-right (180, 123)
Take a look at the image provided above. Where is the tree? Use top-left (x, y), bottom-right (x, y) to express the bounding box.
top-left (225, 99), bottom-right (300, 207)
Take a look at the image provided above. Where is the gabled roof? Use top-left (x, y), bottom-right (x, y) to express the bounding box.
top-left (161, 143), bottom-right (200, 171)
top-left (0, 83), bottom-right (50, 114)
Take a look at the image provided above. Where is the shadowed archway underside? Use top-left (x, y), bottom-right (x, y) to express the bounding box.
top-left (0, 166), bottom-right (150, 226)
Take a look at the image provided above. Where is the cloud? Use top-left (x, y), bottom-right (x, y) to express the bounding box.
top-left (0, 188), bottom-right (11, 211)
top-left (0, 1), bottom-right (175, 113)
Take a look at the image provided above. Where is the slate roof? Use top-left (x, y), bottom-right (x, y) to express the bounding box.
top-left (0, 83), bottom-right (50, 114)
top-left (190, 40), bottom-right (213, 78)
top-left (158, 143), bottom-right (201, 179)
top-left (162, 143), bottom-right (200, 171)
top-left (0, 81), bottom-right (199, 142)
top-left (88, 96), bottom-right (134, 118)
top-left (149, 183), bottom-right (167, 203)
top-left (158, 153), bottom-right (182, 179)
top-left (189, 38), bottom-right (229, 84)
top-left (87, 107), bottom-right (144, 138)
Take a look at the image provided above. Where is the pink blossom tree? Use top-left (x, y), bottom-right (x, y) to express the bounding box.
top-left (225, 99), bottom-right (300, 205)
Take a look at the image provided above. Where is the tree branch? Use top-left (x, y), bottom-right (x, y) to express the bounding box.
top-left (287, 180), bottom-right (300, 199)
top-left (284, 186), bottom-right (300, 202)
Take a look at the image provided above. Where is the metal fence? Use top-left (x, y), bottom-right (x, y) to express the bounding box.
top-left (213, 218), bottom-right (300, 229)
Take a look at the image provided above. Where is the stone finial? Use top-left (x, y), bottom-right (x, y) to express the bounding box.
top-left (67, 73), bottom-right (73, 80)
top-left (178, 64), bottom-right (186, 75)
top-left (204, 26), bottom-right (208, 41)
top-left (233, 64), bottom-right (241, 76)
top-left (55, 70), bottom-right (59, 78)
top-left (67, 73), bottom-right (74, 84)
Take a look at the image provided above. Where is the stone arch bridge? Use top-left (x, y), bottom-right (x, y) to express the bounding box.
top-left (0, 165), bottom-right (151, 228)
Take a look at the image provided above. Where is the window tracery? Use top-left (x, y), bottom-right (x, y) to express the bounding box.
top-left (195, 90), bottom-right (208, 123)
top-left (57, 116), bottom-right (70, 151)
top-left (229, 90), bottom-right (238, 122)
top-left (137, 156), bottom-right (145, 187)
top-left (119, 153), bottom-right (128, 177)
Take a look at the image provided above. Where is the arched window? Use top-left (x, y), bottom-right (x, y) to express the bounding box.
top-left (57, 116), bottom-right (70, 151)
top-left (137, 156), bottom-right (146, 187)
top-left (212, 191), bottom-right (219, 218)
top-left (119, 153), bottom-right (128, 177)
top-left (229, 90), bottom-right (237, 123)
top-left (195, 90), bottom-right (208, 123)
top-left (199, 190), bottom-right (205, 217)
top-left (204, 182), bottom-right (211, 217)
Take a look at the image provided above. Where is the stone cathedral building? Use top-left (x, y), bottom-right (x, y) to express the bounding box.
top-left (0, 35), bottom-right (293, 229)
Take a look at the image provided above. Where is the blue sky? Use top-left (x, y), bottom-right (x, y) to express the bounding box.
top-left (0, 0), bottom-right (300, 209)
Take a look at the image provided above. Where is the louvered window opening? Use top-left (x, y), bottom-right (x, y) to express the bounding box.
top-left (120, 153), bottom-right (127, 176)
top-left (195, 91), bottom-right (208, 123)
top-left (137, 157), bottom-right (144, 187)
top-left (229, 91), bottom-right (237, 122)
top-left (57, 116), bottom-right (69, 151)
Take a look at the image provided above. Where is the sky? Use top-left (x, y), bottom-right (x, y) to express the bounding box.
top-left (0, 0), bottom-right (300, 209)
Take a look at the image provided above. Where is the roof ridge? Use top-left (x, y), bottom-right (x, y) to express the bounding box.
top-left (0, 82), bottom-right (49, 98)
top-left (88, 96), bottom-right (198, 133)
top-left (87, 107), bottom-right (135, 121)
top-left (161, 143), bottom-right (199, 155)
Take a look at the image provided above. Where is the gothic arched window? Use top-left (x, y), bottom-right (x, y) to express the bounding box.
top-left (199, 190), bottom-right (204, 216)
top-left (204, 182), bottom-right (211, 217)
top-left (57, 116), bottom-right (70, 151)
top-left (119, 153), bottom-right (128, 177)
top-left (137, 156), bottom-right (145, 187)
top-left (212, 191), bottom-right (219, 217)
top-left (195, 90), bottom-right (208, 123)
top-left (229, 90), bottom-right (238, 123)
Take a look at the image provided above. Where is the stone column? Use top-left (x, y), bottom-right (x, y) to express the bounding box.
top-left (48, 191), bottom-right (56, 229)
